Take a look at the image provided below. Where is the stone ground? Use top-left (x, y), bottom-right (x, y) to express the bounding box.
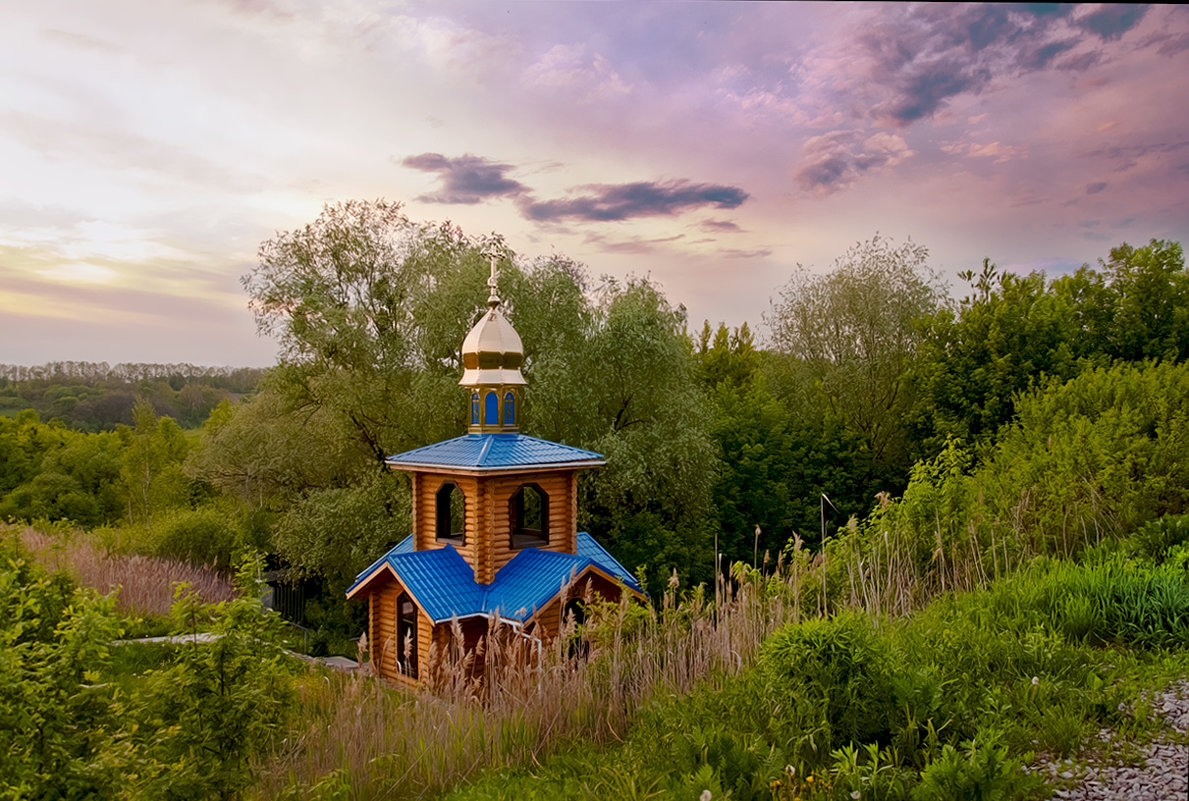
top-left (1033, 681), bottom-right (1189, 801)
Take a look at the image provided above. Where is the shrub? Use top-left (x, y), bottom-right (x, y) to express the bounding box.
top-left (760, 612), bottom-right (897, 764)
top-left (1126, 513), bottom-right (1189, 563)
top-left (152, 505), bottom-right (242, 569)
top-left (981, 361), bottom-right (1189, 556)
top-left (911, 732), bottom-right (1041, 801)
top-left (126, 554), bottom-right (295, 800)
top-left (0, 533), bottom-right (124, 799)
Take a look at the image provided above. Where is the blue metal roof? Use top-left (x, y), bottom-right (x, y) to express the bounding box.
top-left (485, 549), bottom-right (590, 620)
top-left (346, 532), bottom-right (643, 623)
top-left (388, 546), bottom-right (486, 621)
top-left (386, 433), bottom-right (604, 471)
top-left (577, 531), bottom-right (638, 588)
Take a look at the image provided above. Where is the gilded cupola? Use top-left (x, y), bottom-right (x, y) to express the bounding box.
top-left (460, 259), bottom-right (526, 433)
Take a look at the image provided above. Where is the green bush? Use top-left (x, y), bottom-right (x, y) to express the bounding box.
top-left (1127, 513), bottom-right (1189, 563)
top-left (152, 505), bottom-right (243, 569)
top-left (981, 361), bottom-right (1189, 556)
top-left (911, 732), bottom-right (1041, 801)
top-left (0, 533), bottom-right (124, 799)
top-left (760, 612), bottom-right (897, 763)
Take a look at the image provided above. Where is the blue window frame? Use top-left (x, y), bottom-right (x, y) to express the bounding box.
top-left (503, 391), bottom-right (515, 425)
top-left (470, 392), bottom-right (480, 424)
top-left (484, 391), bottom-right (498, 425)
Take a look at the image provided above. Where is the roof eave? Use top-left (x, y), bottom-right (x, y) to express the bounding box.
top-left (345, 561), bottom-right (399, 600)
top-left (385, 459), bottom-right (605, 475)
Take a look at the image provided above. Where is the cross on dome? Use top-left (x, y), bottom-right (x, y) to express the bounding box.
top-left (487, 255), bottom-right (501, 309)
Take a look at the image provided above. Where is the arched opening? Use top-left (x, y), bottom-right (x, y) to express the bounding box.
top-left (396, 592), bottom-right (418, 678)
top-left (503, 391), bottom-right (516, 425)
top-left (435, 482), bottom-right (466, 544)
top-left (484, 391), bottom-right (499, 425)
top-left (470, 391), bottom-right (480, 425)
top-left (509, 483), bottom-right (548, 548)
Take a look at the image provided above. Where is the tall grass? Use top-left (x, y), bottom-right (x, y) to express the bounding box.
top-left (15, 523), bottom-right (235, 616)
top-left (257, 461), bottom-right (1189, 800)
top-left (259, 363), bottom-right (1189, 797)
top-left (257, 567), bottom-right (807, 799)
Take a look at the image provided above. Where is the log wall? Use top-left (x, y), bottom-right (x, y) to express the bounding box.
top-left (409, 469), bottom-right (580, 582)
top-left (367, 578), bottom-right (433, 690)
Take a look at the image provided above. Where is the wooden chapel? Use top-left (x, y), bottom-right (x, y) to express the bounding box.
top-left (345, 262), bottom-right (644, 687)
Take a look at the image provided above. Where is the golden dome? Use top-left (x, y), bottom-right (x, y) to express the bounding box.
top-left (459, 260), bottom-right (527, 388)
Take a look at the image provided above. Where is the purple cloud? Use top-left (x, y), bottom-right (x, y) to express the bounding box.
top-left (402, 153), bottom-right (527, 204)
top-left (853, 4), bottom-right (1151, 126)
top-left (796, 130), bottom-right (913, 194)
top-left (1077, 5), bottom-right (1148, 41)
top-left (403, 152), bottom-right (750, 223)
top-left (701, 219), bottom-right (743, 233)
top-left (519, 180), bottom-right (748, 222)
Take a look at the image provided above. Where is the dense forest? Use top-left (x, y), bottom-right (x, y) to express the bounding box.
top-left (0, 362), bottom-right (265, 430)
top-left (3, 200), bottom-right (1188, 799)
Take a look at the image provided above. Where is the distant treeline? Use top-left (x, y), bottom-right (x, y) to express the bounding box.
top-left (0, 362), bottom-right (267, 431)
top-left (0, 361), bottom-right (265, 387)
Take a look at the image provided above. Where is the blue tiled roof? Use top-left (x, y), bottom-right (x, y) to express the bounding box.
top-left (346, 532), bottom-right (643, 623)
top-left (386, 434), bottom-right (604, 471)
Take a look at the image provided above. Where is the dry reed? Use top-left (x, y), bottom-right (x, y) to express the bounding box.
top-left (256, 565), bottom-right (805, 799)
top-left (258, 483), bottom-right (1070, 799)
top-left (16, 525), bottom-right (235, 616)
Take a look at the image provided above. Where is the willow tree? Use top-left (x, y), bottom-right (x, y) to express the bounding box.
top-left (236, 200), bottom-right (717, 587)
top-left (767, 235), bottom-right (945, 486)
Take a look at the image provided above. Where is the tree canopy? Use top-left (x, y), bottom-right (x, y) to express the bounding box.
top-left (235, 200), bottom-right (719, 590)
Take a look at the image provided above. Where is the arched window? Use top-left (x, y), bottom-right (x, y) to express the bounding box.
top-left (470, 391), bottom-right (480, 425)
top-left (435, 482), bottom-right (466, 544)
top-left (397, 592), bottom-right (418, 677)
top-left (484, 391), bottom-right (499, 425)
top-left (509, 483), bottom-right (548, 548)
top-left (503, 391), bottom-right (516, 425)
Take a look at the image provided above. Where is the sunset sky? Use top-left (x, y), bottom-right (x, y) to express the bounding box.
top-left (2, 2), bottom-right (1187, 367)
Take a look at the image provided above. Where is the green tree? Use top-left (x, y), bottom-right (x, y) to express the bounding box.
top-left (241, 201), bottom-right (720, 587)
top-left (912, 264), bottom-right (1085, 450)
top-left (0, 536), bottom-right (122, 800)
top-left (1099, 239), bottom-right (1188, 361)
top-left (768, 235), bottom-right (945, 487)
top-left (185, 394), bottom-right (371, 511)
top-left (584, 279), bottom-right (718, 585)
top-left (243, 200), bottom-right (501, 464)
top-left (128, 554), bottom-right (293, 801)
top-left (912, 239), bottom-right (1188, 454)
top-left (695, 322), bottom-right (866, 560)
top-left (0, 415), bottom-right (124, 527)
top-left (118, 398), bottom-right (189, 532)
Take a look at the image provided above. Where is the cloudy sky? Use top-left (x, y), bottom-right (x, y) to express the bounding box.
top-left (2, 2), bottom-right (1187, 367)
